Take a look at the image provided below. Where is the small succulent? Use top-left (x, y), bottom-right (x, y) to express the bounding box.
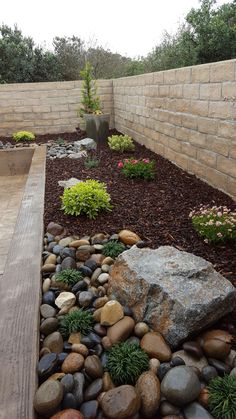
top-left (106, 342), bottom-right (149, 385)
top-left (59, 309), bottom-right (94, 338)
top-left (84, 157), bottom-right (100, 169)
top-left (55, 268), bottom-right (83, 287)
top-left (208, 374), bottom-right (236, 419)
top-left (102, 240), bottom-right (126, 258)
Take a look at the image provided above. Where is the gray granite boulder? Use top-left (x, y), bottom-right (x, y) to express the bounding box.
top-left (74, 138), bottom-right (97, 151)
top-left (108, 246), bottom-right (236, 347)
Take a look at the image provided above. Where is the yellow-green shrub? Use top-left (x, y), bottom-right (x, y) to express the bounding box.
top-left (12, 131), bottom-right (35, 142)
top-left (61, 179), bottom-right (112, 219)
top-left (108, 134), bottom-right (135, 152)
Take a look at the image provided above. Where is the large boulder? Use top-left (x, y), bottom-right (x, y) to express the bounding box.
top-left (108, 246), bottom-right (236, 347)
top-left (74, 138), bottom-right (97, 151)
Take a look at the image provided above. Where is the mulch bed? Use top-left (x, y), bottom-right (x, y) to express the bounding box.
top-left (44, 133), bottom-right (236, 290)
top-left (0, 128), bottom-right (86, 145)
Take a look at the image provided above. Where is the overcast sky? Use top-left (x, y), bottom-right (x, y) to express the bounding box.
top-left (1, 0), bottom-right (227, 57)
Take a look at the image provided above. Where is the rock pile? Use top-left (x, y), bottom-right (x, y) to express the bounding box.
top-left (35, 223), bottom-right (236, 418)
top-left (47, 138), bottom-right (97, 159)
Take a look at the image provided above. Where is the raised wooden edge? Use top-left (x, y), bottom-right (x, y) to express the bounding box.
top-left (0, 146), bottom-right (46, 418)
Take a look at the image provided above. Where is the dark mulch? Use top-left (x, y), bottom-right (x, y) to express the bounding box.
top-left (44, 136), bottom-right (236, 290)
top-left (0, 127), bottom-right (86, 145)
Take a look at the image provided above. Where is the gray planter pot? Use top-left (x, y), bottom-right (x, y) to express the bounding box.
top-left (84, 114), bottom-right (110, 143)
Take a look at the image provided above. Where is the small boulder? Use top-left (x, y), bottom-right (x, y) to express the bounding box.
top-left (100, 300), bottom-right (124, 326)
top-left (107, 316), bottom-right (135, 344)
top-left (118, 229), bottom-right (141, 245)
top-left (141, 332), bottom-right (172, 361)
top-left (100, 385), bottom-right (140, 418)
top-left (136, 371), bottom-right (161, 417)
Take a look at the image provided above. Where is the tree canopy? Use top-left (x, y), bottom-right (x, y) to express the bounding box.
top-left (0, 1), bottom-right (235, 83)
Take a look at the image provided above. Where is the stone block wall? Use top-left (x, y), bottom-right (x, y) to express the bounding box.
top-left (113, 60), bottom-right (236, 200)
top-left (0, 80), bottom-right (113, 136)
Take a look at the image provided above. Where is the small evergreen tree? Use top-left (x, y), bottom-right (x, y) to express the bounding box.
top-left (79, 62), bottom-right (101, 116)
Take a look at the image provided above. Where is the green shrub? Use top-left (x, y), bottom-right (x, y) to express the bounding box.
top-left (108, 134), bottom-right (135, 152)
top-left (55, 268), bottom-right (83, 287)
top-left (79, 62), bottom-right (101, 117)
top-left (106, 342), bottom-right (149, 385)
top-left (189, 205), bottom-right (236, 243)
top-left (208, 375), bottom-right (236, 419)
top-left (102, 240), bottom-right (126, 258)
top-left (12, 131), bottom-right (35, 142)
top-left (118, 158), bottom-right (155, 180)
top-left (61, 179), bottom-right (112, 219)
top-left (84, 157), bottom-right (100, 169)
top-left (59, 309), bottom-right (94, 338)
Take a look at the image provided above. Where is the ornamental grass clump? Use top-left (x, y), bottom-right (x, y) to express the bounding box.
top-left (118, 158), bottom-right (155, 180)
top-left (55, 269), bottom-right (83, 287)
top-left (106, 342), bottom-right (149, 385)
top-left (108, 134), bottom-right (135, 152)
top-left (189, 205), bottom-right (236, 243)
top-left (208, 375), bottom-right (236, 419)
top-left (61, 179), bottom-right (112, 219)
top-left (59, 309), bottom-right (93, 339)
top-left (12, 130), bottom-right (35, 142)
top-left (102, 240), bottom-right (126, 258)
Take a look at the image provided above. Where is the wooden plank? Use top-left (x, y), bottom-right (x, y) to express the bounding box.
top-left (0, 146), bottom-right (46, 418)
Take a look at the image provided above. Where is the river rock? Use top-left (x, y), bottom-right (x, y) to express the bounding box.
top-left (108, 246), bottom-right (236, 347)
top-left (84, 378), bottom-right (103, 401)
top-left (43, 331), bottom-right (64, 353)
top-left (80, 400), bottom-right (98, 419)
top-left (107, 316), bottom-right (135, 344)
top-left (100, 385), bottom-right (140, 418)
top-left (161, 366), bottom-right (201, 406)
top-left (118, 229), bottom-right (141, 245)
top-left (59, 237), bottom-right (74, 248)
top-left (61, 374), bottom-right (74, 393)
top-left (55, 292), bottom-right (76, 312)
top-left (136, 371), bottom-right (160, 417)
top-left (51, 409), bottom-right (84, 419)
top-left (172, 350), bottom-right (208, 372)
top-left (140, 332), bottom-right (172, 361)
top-left (69, 239), bottom-right (90, 248)
top-left (62, 353), bottom-right (84, 373)
top-left (34, 379), bottom-right (63, 415)
top-left (40, 317), bottom-right (59, 336)
top-left (45, 254), bottom-right (57, 265)
top-left (73, 372), bottom-right (85, 405)
top-left (40, 304), bottom-right (57, 318)
top-left (100, 300), bottom-right (124, 326)
top-left (47, 222), bottom-right (65, 237)
top-left (38, 353), bottom-right (58, 378)
top-left (134, 322), bottom-right (149, 338)
top-left (61, 257), bottom-right (77, 270)
top-left (183, 402), bottom-right (214, 418)
top-left (84, 355), bottom-right (103, 378)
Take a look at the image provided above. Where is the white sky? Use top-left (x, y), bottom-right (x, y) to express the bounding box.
top-left (1, 0), bottom-right (227, 57)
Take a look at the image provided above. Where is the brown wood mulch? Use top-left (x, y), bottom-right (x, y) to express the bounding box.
top-left (44, 134), bottom-right (236, 286)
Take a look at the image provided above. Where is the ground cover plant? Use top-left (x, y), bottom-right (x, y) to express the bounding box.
top-left (208, 375), bottom-right (236, 419)
top-left (44, 133), bottom-right (236, 288)
top-left (12, 130), bottom-right (35, 142)
top-left (189, 205), bottom-right (236, 243)
top-left (118, 157), bottom-right (155, 180)
top-left (55, 268), bottom-right (83, 287)
top-left (102, 240), bottom-right (126, 258)
top-left (58, 309), bottom-right (94, 338)
top-left (108, 134), bottom-right (135, 152)
top-left (106, 342), bottom-right (149, 385)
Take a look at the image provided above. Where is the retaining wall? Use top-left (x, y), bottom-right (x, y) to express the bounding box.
top-left (113, 60), bottom-right (236, 200)
top-left (0, 80), bottom-right (113, 135)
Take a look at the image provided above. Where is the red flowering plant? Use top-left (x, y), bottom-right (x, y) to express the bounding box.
top-left (117, 158), bottom-right (155, 180)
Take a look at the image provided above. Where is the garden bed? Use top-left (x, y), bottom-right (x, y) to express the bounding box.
top-left (44, 135), bottom-right (236, 289)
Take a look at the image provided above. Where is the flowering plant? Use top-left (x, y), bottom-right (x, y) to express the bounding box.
top-left (117, 158), bottom-right (155, 180)
top-left (189, 205), bottom-right (236, 243)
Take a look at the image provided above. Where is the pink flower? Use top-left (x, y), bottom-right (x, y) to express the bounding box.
top-left (132, 159), bottom-right (138, 164)
top-left (117, 162), bottom-right (124, 168)
top-left (143, 158), bottom-right (150, 163)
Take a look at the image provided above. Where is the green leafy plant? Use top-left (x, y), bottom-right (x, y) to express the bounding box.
top-left (79, 62), bottom-right (101, 117)
top-left (106, 342), bottom-right (149, 385)
top-left (56, 137), bottom-right (65, 146)
top-left (208, 375), bottom-right (236, 419)
top-left (61, 179), bottom-right (112, 219)
top-left (189, 205), bottom-right (236, 244)
top-left (84, 157), bottom-right (100, 169)
top-left (102, 240), bottom-right (126, 258)
top-left (59, 309), bottom-right (94, 338)
top-left (12, 130), bottom-right (35, 142)
top-left (118, 158), bottom-right (155, 180)
top-left (55, 268), bottom-right (83, 287)
top-left (108, 134), bottom-right (135, 152)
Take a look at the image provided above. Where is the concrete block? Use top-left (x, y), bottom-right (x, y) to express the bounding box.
top-left (197, 149), bottom-right (217, 168)
top-left (217, 156), bottom-right (236, 178)
top-left (192, 64), bottom-right (210, 83)
top-left (198, 117), bottom-right (218, 135)
top-left (200, 83), bottom-right (222, 100)
top-left (210, 61), bottom-right (235, 82)
top-left (206, 135), bottom-right (230, 157)
top-left (183, 84), bottom-right (200, 99)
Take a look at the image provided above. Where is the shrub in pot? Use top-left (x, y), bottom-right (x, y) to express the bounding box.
top-left (79, 62), bottom-right (110, 143)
